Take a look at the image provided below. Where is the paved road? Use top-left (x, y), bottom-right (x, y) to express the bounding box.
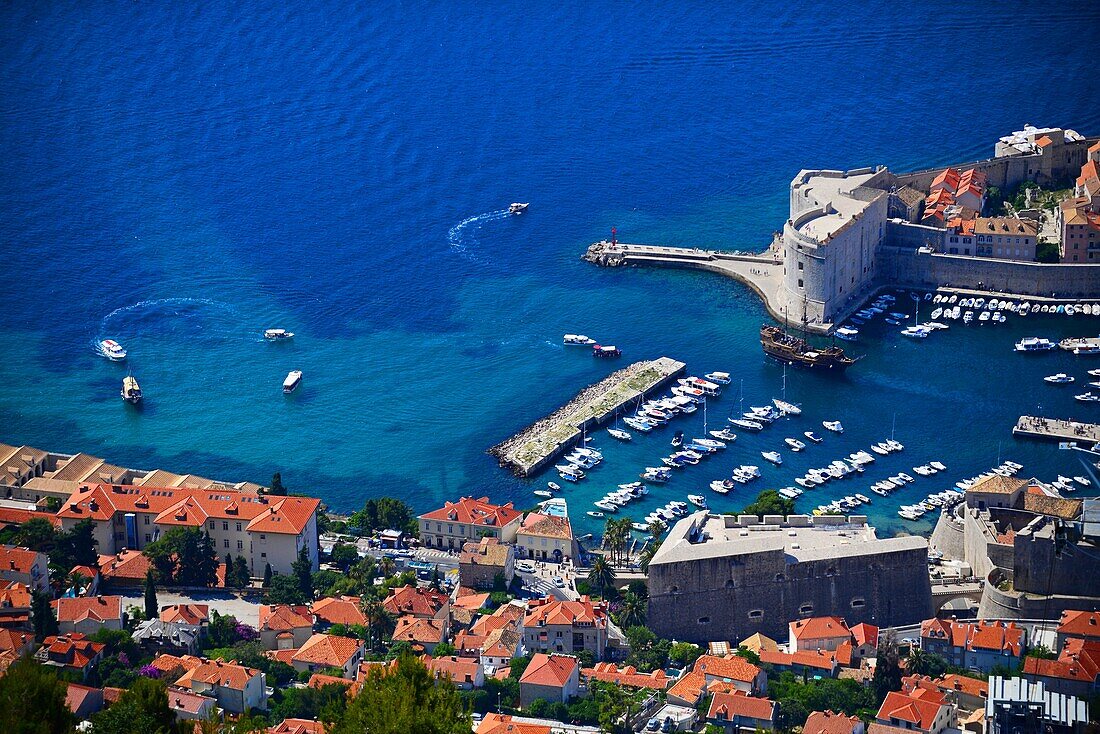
top-left (119, 588), bottom-right (264, 626)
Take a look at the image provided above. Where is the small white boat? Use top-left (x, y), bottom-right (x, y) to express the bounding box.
top-left (509, 202), bottom-right (529, 214)
top-left (1074, 476), bottom-right (1091, 486)
top-left (99, 339), bottom-right (127, 361)
top-left (710, 429), bottom-right (737, 441)
top-left (835, 326), bottom-right (859, 341)
top-left (563, 334), bottom-right (596, 346)
top-left (688, 494), bottom-right (708, 508)
top-left (547, 481), bottom-right (561, 491)
top-left (773, 398), bottom-right (801, 416)
top-left (1044, 373), bottom-right (1075, 384)
top-left (930, 308), bottom-right (942, 320)
top-left (1075, 392), bottom-right (1099, 402)
top-left (900, 326), bottom-right (930, 338)
top-left (1015, 337), bottom-right (1056, 352)
top-left (587, 511), bottom-right (604, 518)
top-left (607, 428), bottom-right (632, 441)
top-left (264, 328), bottom-right (294, 340)
top-left (761, 451), bottom-right (783, 465)
top-left (784, 437), bottom-right (806, 452)
top-left (963, 311), bottom-right (974, 324)
top-left (804, 431), bottom-right (823, 443)
top-left (283, 370), bottom-right (303, 394)
top-left (121, 374), bottom-right (142, 404)
top-left (822, 420), bottom-right (844, 433)
top-left (930, 461), bottom-right (946, 471)
top-left (534, 490), bottom-right (553, 498)
top-left (704, 371), bottom-right (732, 385)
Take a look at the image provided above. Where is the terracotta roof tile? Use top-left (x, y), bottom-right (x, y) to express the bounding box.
top-left (695, 654), bottom-right (762, 683)
top-left (51, 596), bottom-right (123, 624)
top-left (476, 713), bottom-right (551, 734)
top-left (259, 605), bottom-right (313, 632)
top-left (519, 513), bottom-right (573, 540)
top-left (519, 653), bottom-right (578, 687)
top-left (583, 662), bottom-right (669, 690)
top-left (523, 596), bottom-right (607, 628)
top-left (311, 596), bottom-right (366, 627)
top-left (392, 616), bottom-right (445, 646)
top-left (0, 546), bottom-right (43, 575)
top-left (805, 710), bottom-right (862, 734)
top-left (97, 550), bottom-right (152, 581)
top-left (708, 690), bottom-right (776, 722)
top-left (424, 654), bottom-right (483, 685)
top-left (177, 658), bottom-right (260, 691)
top-left (160, 604), bottom-right (209, 626)
top-left (419, 496), bottom-right (521, 527)
top-left (851, 623), bottom-right (878, 647)
top-left (292, 634), bottom-right (363, 669)
top-left (1057, 610), bottom-right (1100, 639)
top-left (790, 616), bottom-right (850, 643)
top-left (269, 718), bottom-right (326, 734)
top-left (383, 586), bottom-right (448, 618)
top-left (876, 691), bottom-right (945, 731)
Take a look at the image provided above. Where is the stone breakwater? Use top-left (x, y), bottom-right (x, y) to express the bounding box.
top-left (489, 356), bottom-right (686, 477)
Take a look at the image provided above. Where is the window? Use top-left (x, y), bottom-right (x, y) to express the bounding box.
top-left (797, 279), bottom-right (804, 288)
top-left (748, 609), bottom-right (764, 619)
top-left (236, 523), bottom-right (242, 532)
top-left (224, 539), bottom-right (230, 548)
top-left (260, 534), bottom-right (266, 540)
top-left (698, 616), bottom-right (711, 624)
top-left (797, 261), bottom-right (804, 271)
top-left (261, 552), bottom-right (267, 558)
top-left (208, 521), bottom-right (215, 530)
top-left (851, 598), bottom-right (866, 609)
top-left (799, 603), bottom-right (814, 615)
top-left (775, 573), bottom-right (784, 582)
top-left (145, 533), bottom-right (151, 542)
top-left (725, 579), bottom-right (736, 589)
top-left (237, 540), bottom-right (243, 550)
top-left (223, 521), bottom-right (229, 531)
top-left (144, 516), bottom-right (149, 525)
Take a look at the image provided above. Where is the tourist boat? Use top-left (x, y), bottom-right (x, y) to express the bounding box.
top-left (773, 398), bottom-right (801, 415)
top-left (1075, 392), bottom-right (1099, 402)
top-left (804, 431), bottom-right (823, 443)
top-left (1074, 344), bottom-right (1100, 356)
top-left (835, 326), bottom-right (858, 341)
top-left (283, 370), bottom-right (303, 394)
top-left (264, 328), bottom-right (294, 340)
top-left (509, 202), bottom-right (529, 214)
top-left (688, 494), bottom-right (708, 508)
top-left (704, 371), bottom-right (732, 385)
top-left (1015, 337), bottom-right (1056, 352)
top-left (607, 427), bottom-right (632, 441)
top-left (710, 429), bottom-right (737, 441)
top-left (564, 334), bottom-right (596, 345)
top-left (1044, 373), bottom-right (1075, 384)
top-left (759, 325), bottom-right (857, 371)
top-left (678, 377), bottom-right (722, 396)
top-left (121, 374), bottom-right (142, 404)
top-left (586, 511), bottom-right (604, 518)
top-left (761, 451), bottom-right (782, 465)
top-left (729, 418), bottom-right (764, 431)
top-left (547, 481), bottom-right (561, 491)
top-left (822, 420), bottom-right (844, 433)
top-left (99, 339), bottom-right (127, 361)
top-left (593, 344), bottom-right (621, 358)
top-left (785, 437), bottom-right (806, 452)
top-left (534, 489), bottom-right (553, 498)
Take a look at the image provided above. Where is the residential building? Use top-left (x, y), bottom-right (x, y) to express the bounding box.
top-left (35, 633), bottom-right (106, 680)
top-left (516, 513), bottom-right (576, 562)
top-left (52, 596), bottom-right (124, 636)
top-left (1055, 610), bottom-right (1100, 648)
top-left (583, 662), bottom-right (669, 691)
top-left (1073, 142), bottom-right (1100, 209)
top-left (166, 686), bottom-right (217, 723)
top-left (739, 632), bottom-right (779, 655)
top-left (160, 604), bottom-right (210, 627)
top-left (920, 619), bottom-right (1025, 673)
top-left (694, 654), bottom-right (767, 695)
top-left (972, 217), bottom-right (1038, 261)
top-left (0, 545), bottom-right (50, 593)
top-left (875, 690), bottom-right (952, 734)
top-left (707, 691), bottom-right (777, 732)
top-left (476, 713), bottom-right (553, 734)
top-left (986, 676), bottom-right (1089, 734)
top-left (523, 596), bottom-right (608, 659)
top-left (518, 653), bottom-right (580, 707)
top-left (790, 616), bottom-right (852, 652)
top-left (131, 619), bottom-right (201, 655)
top-left (269, 720), bottom-right (326, 734)
top-left (392, 615), bottom-right (446, 653)
top-left (55, 482), bottom-right (320, 576)
top-left (311, 596), bottom-right (366, 629)
top-left (903, 674), bottom-right (989, 713)
top-left (424, 654), bottom-right (485, 690)
top-left (647, 513), bottom-right (931, 643)
top-left (65, 683), bottom-right (105, 720)
top-left (964, 475), bottom-right (1027, 511)
top-left (417, 496), bottom-right (522, 550)
top-left (97, 550), bottom-right (152, 588)
top-left (0, 582), bottom-right (31, 629)
top-left (1021, 638), bottom-right (1100, 697)
top-left (942, 217), bottom-right (977, 256)
top-left (1058, 197), bottom-right (1100, 263)
top-left (0, 628), bottom-right (35, 657)
top-left (805, 710), bottom-right (865, 734)
top-left (175, 658), bottom-right (267, 713)
top-left (459, 536), bottom-right (514, 591)
top-left (290, 634), bottom-right (365, 678)
top-left (851, 622), bottom-right (879, 660)
top-left (382, 585), bottom-right (450, 635)
top-left (259, 604), bottom-right (314, 650)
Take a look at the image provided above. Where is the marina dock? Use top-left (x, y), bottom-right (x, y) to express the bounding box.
top-left (489, 356), bottom-right (686, 477)
top-left (1013, 416), bottom-right (1100, 443)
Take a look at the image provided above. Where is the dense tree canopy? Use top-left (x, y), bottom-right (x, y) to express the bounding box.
top-left (0, 657), bottom-right (76, 734)
top-left (347, 497), bottom-right (417, 535)
top-left (143, 527), bottom-right (219, 587)
top-left (741, 489), bottom-right (795, 518)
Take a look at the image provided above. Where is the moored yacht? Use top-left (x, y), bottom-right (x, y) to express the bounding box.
top-left (283, 370), bottom-right (303, 394)
top-left (704, 371), bottom-right (732, 385)
top-left (822, 420), bottom-right (844, 433)
top-left (1015, 337), bottom-right (1056, 352)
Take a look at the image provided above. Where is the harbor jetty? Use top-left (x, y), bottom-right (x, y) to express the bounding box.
top-left (1013, 415), bottom-right (1100, 443)
top-left (489, 356), bottom-right (686, 477)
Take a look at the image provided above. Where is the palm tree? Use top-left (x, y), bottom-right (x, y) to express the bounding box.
top-left (906, 647), bottom-right (929, 675)
top-left (638, 543), bottom-right (658, 574)
top-left (604, 518), bottom-right (630, 567)
top-left (617, 590), bottom-right (647, 628)
top-left (65, 571), bottom-right (90, 597)
top-left (360, 596), bottom-right (396, 651)
top-left (586, 555), bottom-right (616, 598)
top-left (378, 555), bottom-right (396, 579)
top-left (647, 519), bottom-right (666, 540)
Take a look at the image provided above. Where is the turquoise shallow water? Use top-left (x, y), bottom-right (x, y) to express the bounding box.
top-left (1, 2), bottom-right (1100, 537)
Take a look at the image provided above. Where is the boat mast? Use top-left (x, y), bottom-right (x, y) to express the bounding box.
top-left (891, 412), bottom-right (897, 441)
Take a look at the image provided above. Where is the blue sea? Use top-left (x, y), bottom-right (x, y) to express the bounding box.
top-left (2, 2), bottom-right (1100, 538)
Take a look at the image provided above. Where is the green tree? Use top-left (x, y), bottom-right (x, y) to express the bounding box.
top-left (330, 543), bottom-right (360, 572)
top-left (1026, 644), bottom-right (1056, 660)
top-left (361, 597), bottom-right (395, 651)
top-left (331, 655), bottom-right (470, 734)
top-left (872, 632), bottom-right (903, 701)
top-left (143, 569), bottom-right (158, 620)
top-left (269, 472), bottom-right (287, 496)
top-left (90, 676), bottom-right (178, 734)
top-left (269, 682), bottom-right (349, 726)
top-left (293, 547), bottom-right (314, 600)
top-left (0, 657), bottom-right (76, 734)
top-left (777, 697), bottom-right (810, 730)
top-left (906, 648), bottom-right (948, 678)
top-left (670, 641), bottom-right (703, 668)
top-left (349, 497), bottom-right (417, 535)
top-left (32, 590), bottom-right (58, 642)
top-left (1036, 239), bottom-right (1060, 263)
top-left (616, 590), bottom-right (647, 628)
top-left (16, 518), bottom-right (57, 554)
top-left (742, 489), bottom-right (794, 518)
top-left (65, 519), bottom-right (100, 567)
top-left (624, 626), bottom-right (670, 673)
top-left (142, 527), bottom-right (218, 587)
top-left (586, 556), bottom-right (616, 598)
top-left (233, 555), bottom-right (251, 588)
top-left (263, 562), bottom-right (272, 588)
top-left (266, 573), bottom-right (307, 605)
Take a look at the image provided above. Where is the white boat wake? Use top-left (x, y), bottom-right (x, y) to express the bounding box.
top-left (447, 209), bottom-right (510, 263)
top-left (93, 297), bottom-right (247, 355)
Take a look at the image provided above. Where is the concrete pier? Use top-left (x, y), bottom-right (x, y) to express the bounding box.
top-left (489, 356), bottom-right (686, 477)
top-left (1013, 416), bottom-right (1100, 443)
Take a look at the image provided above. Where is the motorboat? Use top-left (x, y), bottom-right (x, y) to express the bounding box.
top-left (886, 318), bottom-right (902, 326)
top-left (509, 202), bottom-right (529, 214)
top-left (678, 377), bottom-right (722, 396)
top-left (804, 431), bottom-right (823, 443)
top-left (762, 451), bottom-right (783, 465)
top-left (564, 334), bottom-right (596, 346)
top-left (534, 490), bottom-right (553, 498)
top-left (978, 311), bottom-right (991, 323)
top-left (99, 339), bottom-right (127, 361)
top-left (900, 326), bottom-right (930, 338)
top-left (773, 398), bottom-right (801, 415)
top-left (692, 438), bottom-right (726, 450)
top-left (623, 417), bottom-right (653, 432)
top-left (1074, 476), bottom-right (1092, 486)
top-left (121, 374), bottom-right (142, 404)
top-left (1015, 337), bottom-right (1056, 352)
top-left (963, 311), bottom-right (974, 324)
top-left (283, 370), bottom-right (303, 394)
top-left (930, 461), bottom-right (946, 471)
top-left (594, 500), bottom-right (617, 513)
top-left (886, 439), bottom-right (904, 451)
top-left (607, 428), bottom-right (632, 441)
top-left (822, 420), bottom-right (844, 433)
top-left (705, 371), bottom-right (732, 385)
top-left (587, 511), bottom-right (604, 518)
top-left (547, 482), bottom-right (561, 491)
top-left (688, 494), bottom-right (708, 508)
top-left (785, 437), bottom-right (806, 452)
top-left (1075, 392), bottom-right (1099, 402)
top-left (930, 308), bottom-right (942, 320)
top-left (729, 418), bottom-right (764, 432)
top-left (709, 479), bottom-right (733, 494)
top-left (1090, 369), bottom-right (1100, 377)
top-left (263, 328), bottom-right (295, 340)
top-left (710, 429), bottom-right (737, 441)
top-left (1044, 373), bottom-right (1074, 384)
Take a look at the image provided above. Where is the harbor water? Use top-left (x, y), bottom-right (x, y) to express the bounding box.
top-left (2, 2), bottom-right (1100, 537)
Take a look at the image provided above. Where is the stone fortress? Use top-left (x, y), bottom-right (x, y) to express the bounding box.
top-left (646, 512), bottom-right (931, 644)
top-left (777, 125), bottom-right (1100, 327)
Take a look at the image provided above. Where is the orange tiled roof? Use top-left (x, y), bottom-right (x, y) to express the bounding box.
top-left (877, 691), bottom-right (945, 731)
top-left (424, 654), bottom-right (483, 685)
top-left (269, 719), bottom-right (326, 734)
top-left (39, 633), bottom-right (105, 671)
top-left (292, 634), bottom-right (363, 669)
top-left (65, 683), bottom-right (102, 715)
top-left (259, 605), bottom-right (313, 632)
top-left (452, 592), bottom-right (490, 612)
top-left (418, 496), bottom-right (521, 527)
top-left (0, 506), bottom-right (61, 529)
top-left (583, 662), bottom-right (669, 690)
top-left (392, 616), bottom-right (445, 646)
top-left (150, 653), bottom-right (203, 676)
top-left (709, 690), bottom-right (776, 722)
top-left (0, 581), bottom-right (31, 610)
top-left (791, 616), bottom-right (851, 642)
top-left (523, 596), bottom-right (607, 628)
top-left (930, 168), bottom-right (961, 192)
top-left (177, 658), bottom-right (260, 692)
top-left (1036, 135), bottom-right (1054, 148)
top-left (52, 596), bottom-right (122, 624)
top-left (383, 585), bottom-right (448, 618)
top-left (311, 596), bottom-right (366, 627)
top-left (1022, 638), bottom-right (1100, 683)
top-left (0, 629), bottom-right (31, 653)
top-left (476, 713), bottom-right (551, 734)
top-left (759, 648), bottom-right (840, 671)
top-left (851, 622), bottom-right (878, 647)
top-left (160, 604), bottom-right (209, 626)
top-left (695, 654), bottom-right (762, 683)
top-left (0, 546), bottom-right (42, 575)
top-left (519, 513), bottom-right (573, 540)
top-left (97, 550), bottom-right (151, 581)
top-left (1057, 610), bottom-right (1100, 639)
top-left (307, 672), bottom-right (354, 690)
top-left (805, 710), bottom-right (862, 734)
top-left (924, 619), bottom-right (1023, 657)
top-left (519, 653), bottom-right (578, 688)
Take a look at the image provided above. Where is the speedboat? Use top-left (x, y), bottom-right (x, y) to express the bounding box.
top-left (1075, 392), bottom-right (1099, 402)
top-left (835, 326), bottom-right (859, 341)
top-left (822, 420), bottom-right (844, 433)
top-left (804, 431), bottom-right (823, 443)
top-left (283, 370), bottom-right (303, 394)
top-left (1090, 369), bottom-right (1100, 377)
top-left (688, 494), bottom-right (708, 508)
top-left (509, 202), bottom-right (529, 214)
top-left (900, 326), bottom-right (930, 338)
top-left (773, 399), bottom-right (801, 415)
top-left (692, 438), bottom-right (726, 450)
top-left (547, 481), bottom-right (561, 491)
top-left (121, 375), bottom-right (142, 404)
top-left (1075, 476), bottom-right (1092, 486)
top-left (564, 334), bottom-right (596, 346)
top-left (762, 451), bottom-right (782, 465)
top-left (710, 429), bottom-right (737, 441)
top-left (963, 311), bottom-right (974, 324)
top-left (704, 371), bottom-right (732, 385)
top-left (623, 417), bottom-right (653, 432)
top-left (785, 437), bottom-right (806, 452)
top-left (264, 328), bottom-right (294, 340)
top-left (672, 431), bottom-right (684, 447)
top-left (594, 500), bottom-right (617, 512)
top-left (930, 308), bottom-right (942, 320)
top-left (534, 490), bottom-right (553, 498)
top-left (99, 339), bottom-right (127, 361)
top-left (709, 479), bottom-right (733, 494)
top-left (587, 511), bottom-right (604, 518)
top-left (1044, 373), bottom-right (1074, 384)
top-left (607, 428), bottom-right (632, 441)
top-left (930, 461), bottom-right (946, 471)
